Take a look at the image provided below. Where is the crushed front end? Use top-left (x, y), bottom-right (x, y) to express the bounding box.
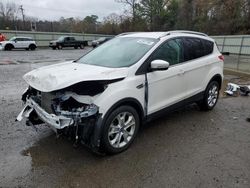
top-left (16, 85), bottom-right (101, 149)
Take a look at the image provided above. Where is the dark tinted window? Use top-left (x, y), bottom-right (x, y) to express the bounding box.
top-left (182, 37), bottom-right (214, 61)
top-left (150, 39), bottom-right (184, 66)
top-left (20, 38), bottom-right (32, 41)
top-left (203, 40), bottom-right (214, 55)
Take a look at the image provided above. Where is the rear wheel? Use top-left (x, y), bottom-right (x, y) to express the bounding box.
top-left (101, 106), bottom-right (140, 154)
top-left (74, 46), bottom-right (78, 49)
top-left (198, 81), bottom-right (219, 111)
top-left (29, 44), bottom-right (36, 51)
top-left (57, 44), bottom-right (63, 50)
top-left (52, 47), bottom-right (56, 50)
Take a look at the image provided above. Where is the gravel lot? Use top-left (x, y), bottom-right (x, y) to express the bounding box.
top-left (1, 49), bottom-right (250, 188)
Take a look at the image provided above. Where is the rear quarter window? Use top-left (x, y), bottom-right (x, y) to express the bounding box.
top-left (202, 39), bottom-right (214, 55)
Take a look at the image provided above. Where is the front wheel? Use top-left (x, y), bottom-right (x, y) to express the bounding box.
top-left (198, 81), bottom-right (219, 111)
top-left (5, 44), bottom-right (13, 51)
top-left (101, 106), bottom-right (140, 154)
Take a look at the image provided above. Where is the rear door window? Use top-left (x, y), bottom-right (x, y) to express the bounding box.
top-left (182, 38), bottom-right (203, 61)
top-left (182, 37), bottom-right (214, 61)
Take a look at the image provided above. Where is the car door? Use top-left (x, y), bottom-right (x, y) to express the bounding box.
top-left (14, 38), bottom-right (24, 48)
top-left (69, 37), bottom-right (75, 47)
top-left (181, 37), bottom-right (214, 97)
top-left (147, 38), bottom-right (187, 115)
top-left (64, 37), bottom-right (70, 47)
top-left (23, 38), bottom-right (31, 48)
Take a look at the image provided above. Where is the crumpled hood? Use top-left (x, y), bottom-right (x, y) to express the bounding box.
top-left (23, 61), bottom-right (128, 92)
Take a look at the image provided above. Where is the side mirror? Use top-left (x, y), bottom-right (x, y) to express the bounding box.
top-left (150, 60), bottom-right (169, 71)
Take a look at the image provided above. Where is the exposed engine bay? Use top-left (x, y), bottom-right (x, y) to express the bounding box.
top-left (16, 80), bottom-right (121, 149)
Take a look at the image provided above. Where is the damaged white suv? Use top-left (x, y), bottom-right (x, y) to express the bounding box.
top-left (17, 31), bottom-right (224, 154)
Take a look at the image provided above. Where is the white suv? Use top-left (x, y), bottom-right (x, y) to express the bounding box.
top-left (0, 37), bottom-right (37, 51)
top-left (17, 31), bottom-right (224, 154)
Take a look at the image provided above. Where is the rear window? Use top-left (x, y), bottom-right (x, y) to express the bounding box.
top-left (182, 37), bottom-right (214, 61)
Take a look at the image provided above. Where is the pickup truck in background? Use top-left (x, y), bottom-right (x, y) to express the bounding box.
top-left (49, 36), bottom-right (88, 50)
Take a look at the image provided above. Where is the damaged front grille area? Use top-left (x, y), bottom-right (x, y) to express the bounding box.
top-left (18, 86), bottom-right (101, 148)
top-left (21, 87), bottom-right (99, 128)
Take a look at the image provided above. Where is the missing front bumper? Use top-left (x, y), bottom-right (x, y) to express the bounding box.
top-left (16, 97), bottom-right (103, 151)
top-left (16, 98), bottom-right (74, 130)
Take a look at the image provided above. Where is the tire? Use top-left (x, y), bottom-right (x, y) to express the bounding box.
top-left (101, 105), bottom-right (140, 154)
top-left (29, 44), bottom-right (36, 51)
top-left (74, 46), bottom-right (78, 49)
top-left (198, 81), bottom-right (219, 111)
top-left (52, 47), bottom-right (56, 50)
top-left (57, 45), bottom-right (63, 50)
top-left (5, 44), bottom-right (13, 51)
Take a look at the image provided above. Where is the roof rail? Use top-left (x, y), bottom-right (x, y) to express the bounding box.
top-left (116, 32), bottom-right (140, 37)
top-left (159, 30), bottom-right (208, 38)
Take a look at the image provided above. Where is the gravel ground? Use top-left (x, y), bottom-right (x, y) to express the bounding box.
top-left (0, 49), bottom-right (250, 188)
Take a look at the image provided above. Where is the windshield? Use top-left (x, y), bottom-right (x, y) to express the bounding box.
top-left (77, 37), bottom-right (158, 68)
top-left (9, 37), bottom-right (16, 41)
top-left (58, 36), bottom-right (65, 41)
top-left (97, 37), bottom-right (106, 41)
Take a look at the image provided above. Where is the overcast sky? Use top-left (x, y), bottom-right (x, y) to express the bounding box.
top-left (3, 0), bottom-right (125, 21)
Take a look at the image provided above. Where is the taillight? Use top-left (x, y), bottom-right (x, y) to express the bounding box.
top-left (218, 55), bottom-right (224, 61)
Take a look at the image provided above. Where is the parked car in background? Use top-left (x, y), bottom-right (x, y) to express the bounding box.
top-left (49, 36), bottom-right (88, 50)
top-left (92, 37), bottom-right (111, 48)
top-left (17, 31), bottom-right (223, 154)
top-left (0, 37), bottom-right (37, 51)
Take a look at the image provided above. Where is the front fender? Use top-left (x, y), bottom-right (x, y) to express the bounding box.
top-left (94, 76), bottom-right (145, 118)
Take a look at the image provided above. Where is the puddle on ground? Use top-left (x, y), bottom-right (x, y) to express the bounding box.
top-left (0, 60), bottom-right (18, 65)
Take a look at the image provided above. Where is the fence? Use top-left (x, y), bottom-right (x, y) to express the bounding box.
top-left (0, 30), bottom-right (113, 47)
top-left (212, 35), bottom-right (250, 74)
top-left (1, 30), bottom-right (250, 73)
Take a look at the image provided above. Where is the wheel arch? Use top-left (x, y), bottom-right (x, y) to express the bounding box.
top-left (29, 43), bottom-right (36, 47)
top-left (208, 74), bottom-right (223, 90)
top-left (92, 97), bottom-right (144, 149)
top-left (103, 98), bottom-right (145, 124)
top-left (5, 43), bottom-right (14, 49)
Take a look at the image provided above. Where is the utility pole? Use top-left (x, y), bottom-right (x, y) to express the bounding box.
top-left (20, 5), bottom-right (25, 30)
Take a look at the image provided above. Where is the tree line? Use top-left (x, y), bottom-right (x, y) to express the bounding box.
top-left (1, 0), bottom-right (250, 35)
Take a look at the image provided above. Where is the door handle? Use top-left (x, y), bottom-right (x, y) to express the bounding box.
top-left (178, 69), bottom-right (185, 76)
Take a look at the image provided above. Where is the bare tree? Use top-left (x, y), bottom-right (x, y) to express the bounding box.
top-left (115, 0), bottom-right (139, 26)
top-left (0, 2), bottom-right (18, 29)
